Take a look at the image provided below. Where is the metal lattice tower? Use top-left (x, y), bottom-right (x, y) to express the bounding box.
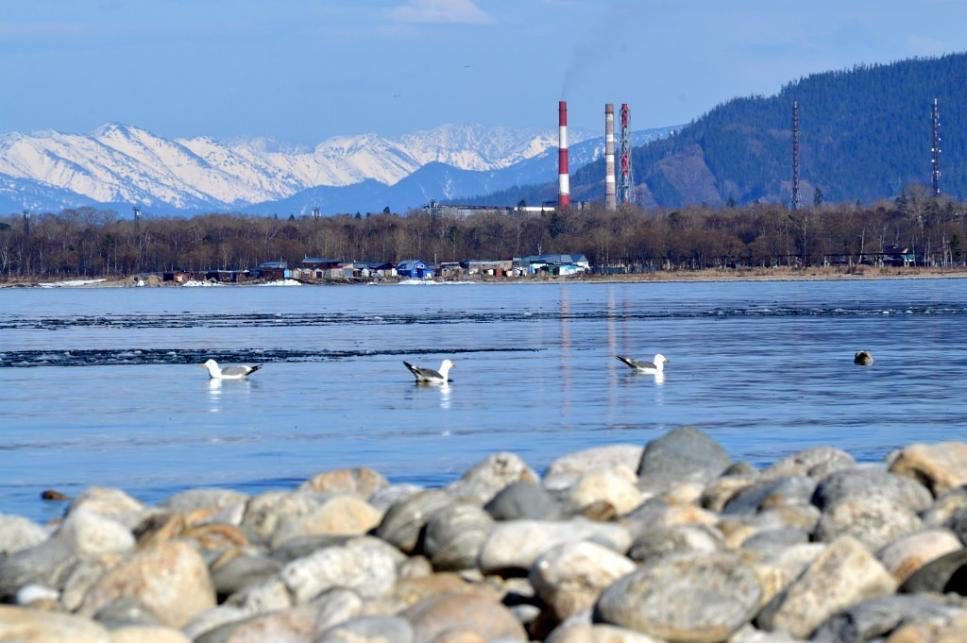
top-left (791, 99), bottom-right (801, 210)
top-left (931, 97), bottom-right (941, 196)
top-left (22, 210), bottom-right (30, 236)
top-left (619, 103), bottom-right (633, 204)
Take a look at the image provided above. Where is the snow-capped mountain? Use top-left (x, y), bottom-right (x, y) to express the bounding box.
top-left (0, 124), bottom-right (582, 212)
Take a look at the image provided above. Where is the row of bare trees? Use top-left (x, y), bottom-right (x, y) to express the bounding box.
top-left (1, 191), bottom-right (965, 278)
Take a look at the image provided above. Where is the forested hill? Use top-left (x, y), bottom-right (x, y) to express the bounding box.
top-left (472, 54), bottom-right (967, 208)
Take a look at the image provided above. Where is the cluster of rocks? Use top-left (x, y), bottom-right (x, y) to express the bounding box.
top-left (1, 427), bottom-right (966, 643)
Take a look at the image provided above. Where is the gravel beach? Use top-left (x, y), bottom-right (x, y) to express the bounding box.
top-left (1, 427), bottom-right (965, 642)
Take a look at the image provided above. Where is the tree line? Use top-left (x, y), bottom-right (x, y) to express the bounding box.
top-left (1, 186), bottom-right (965, 279)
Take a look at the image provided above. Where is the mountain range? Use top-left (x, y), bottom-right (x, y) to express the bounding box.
top-left (0, 120), bottom-right (680, 216)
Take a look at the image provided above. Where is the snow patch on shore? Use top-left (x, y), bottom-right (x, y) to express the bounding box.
top-left (37, 278), bottom-right (107, 288)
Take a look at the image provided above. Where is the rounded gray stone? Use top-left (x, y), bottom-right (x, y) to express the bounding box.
top-left (92, 597), bottom-right (163, 629)
top-left (485, 480), bottom-right (560, 521)
top-left (375, 490), bottom-right (453, 554)
top-left (637, 427), bottom-right (731, 482)
top-left (812, 467), bottom-right (933, 514)
top-left (722, 476), bottom-right (816, 515)
top-left (594, 550), bottom-right (762, 642)
top-left (627, 525), bottom-right (722, 562)
top-left (211, 555), bottom-right (283, 597)
top-left (811, 594), bottom-right (965, 643)
top-left (423, 503), bottom-right (494, 571)
top-left (813, 495), bottom-right (922, 551)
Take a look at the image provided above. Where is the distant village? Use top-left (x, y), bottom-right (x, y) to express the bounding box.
top-left (162, 253), bottom-right (592, 285)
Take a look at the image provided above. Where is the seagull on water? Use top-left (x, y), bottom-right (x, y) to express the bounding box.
top-left (403, 359), bottom-right (454, 384)
top-left (201, 358), bottom-right (262, 380)
top-left (616, 354), bottom-right (669, 375)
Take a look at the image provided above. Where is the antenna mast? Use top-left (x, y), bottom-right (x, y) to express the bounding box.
top-left (791, 99), bottom-right (801, 210)
top-left (931, 97), bottom-right (941, 196)
top-left (619, 103), bottom-right (633, 205)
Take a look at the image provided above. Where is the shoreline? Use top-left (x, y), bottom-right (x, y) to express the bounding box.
top-left (4, 266), bottom-right (967, 288)
top-left (1, 429), bottom-right (965, 641)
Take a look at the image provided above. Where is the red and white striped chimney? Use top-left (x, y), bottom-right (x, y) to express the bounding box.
top-left (558, 100), bottom-right (570, 210)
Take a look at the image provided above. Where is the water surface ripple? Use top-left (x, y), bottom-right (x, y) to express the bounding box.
top-left (1, 279), bottom-right (966, 521)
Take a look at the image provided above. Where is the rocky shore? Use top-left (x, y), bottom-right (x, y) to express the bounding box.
top-left (1, 427), bottom-right (966, 642)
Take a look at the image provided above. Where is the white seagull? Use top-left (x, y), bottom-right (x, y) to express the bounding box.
top-left (201, 358), bottom-right (262, 380)
top-left (403, 359), bottom-right (454, 384)
top-left (616, 353), bottom-right (669, 375)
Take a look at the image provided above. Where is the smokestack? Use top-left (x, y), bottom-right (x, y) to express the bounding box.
top-left (605, 104), bottom-right (616, 210)
top-left (558, 100), bottom-right (570, 210)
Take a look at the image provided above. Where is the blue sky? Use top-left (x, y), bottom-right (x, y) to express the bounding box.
top-left (0, 0), bottom-right (964, 145)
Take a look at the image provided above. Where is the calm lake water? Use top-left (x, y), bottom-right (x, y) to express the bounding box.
top-left (2, 279), bottom-right (967, 522)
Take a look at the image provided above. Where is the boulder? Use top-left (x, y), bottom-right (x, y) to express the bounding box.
top-left (80, 541), bottom-right (216, 628)
top-left (211, 554), bottom-right (283, 597)
top-left (240, 491), bottom-right (325, 546)
top-left (701, 476), bottom-right (761, 513)
top-left (67, 487), bottom-right (148, 529)
top-left (637, 426), bottom-right (731, 483)
top-left (812, 467), bottom-right (933, 513)
top-left (109, 626), bottom-right (191, 643)
top-left (531, 541), bottom-right (636, 620)
top-left (423, 503), bottom-right (494, 571)
top-left (298, 467), bottom-right (389, 498)
top-left (624, 498), bottom-right (718, 537)
top-left (0, 514), bottom-right (49, 555)
top-left (160, 488), bottom-right (249, 515)
top-left (225, 577), bottom-right (292, 614)
top-left (811, 594), bottom-right (966, 643)
top-left (813, 495), bottom-right (922, 551)
top-left (921, 487), bottom-right (967, 528)
top-left (762, 447), bottom-right (855, 479)
top-left (478, 519), bottom-right (631, 573)
top-left (741, 528), bottom-right (810, 553)
top-left (183, 606), bottom-right (252, 641)
top-left (0, 514), bottom-right (114, 599)
top-left (375, 490), bottom-right (453, 553)
top-left (885, 611), bottom-right (967, 643)
top-left (198, 588), bottom-right (362, 643)
top-left (756, 536), bottom-right (897, 638)
top-left (899, 547), bottom-right (967, 595)
top-left (446, 452), bottom-right (539, 505)
top-left (316, 615), bottom-right (415, 643)
top-left (544, 444), bottom-right (643, 491)
top-left (271, 495), bottom-right (381, 546)
top-left (547, 622), bottom-right (663, 643)
top-left (0, 605), bottom-right (112, 643)
top-left (93, 597), bottom-right (163, 628)
top-left (745, 543), bottom-right (826, 609)
top-left (888, 442), bottom-right (967, 495)
top-left (58, 507), bottom-right (135, 560)
top-left (369, 484), bottom-right (423, 514)
top-left (565, 465), bottom-right (644, 515)
top-left (280, 536), bottom-right (400, 603)
top-left (484, 480), bottom-right (559, 521)
top-left (722, 476), bottom-right (815, 515)
top-left (594, 550), bottom-right (762, 642)
top-left (627, 525), bottom-right (722, 562)
top-left (63, 558), bottom-right (124, 611)
top-left (403, 591), bottom-right (528, 642)
top-left (877, 529), bottom-right (963, 583)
